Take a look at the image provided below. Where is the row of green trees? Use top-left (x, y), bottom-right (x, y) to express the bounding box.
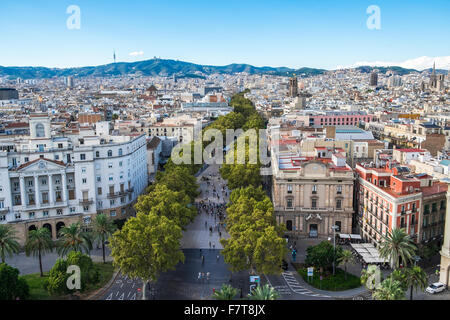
top-left (217, 92), bottom-right (287, 281)
top-left (109, 140), bottom-right (201, 299)
top-left (220, 186), bottom-right (287, 275)
top-left (219, 91), bottom-right (265, 190)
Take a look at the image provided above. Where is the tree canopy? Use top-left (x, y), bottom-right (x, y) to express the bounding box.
top-left (109, 212), bottom-right (185, 299)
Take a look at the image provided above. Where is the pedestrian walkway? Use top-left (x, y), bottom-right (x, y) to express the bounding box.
top-left (181, 164), bottom-right (230, 249)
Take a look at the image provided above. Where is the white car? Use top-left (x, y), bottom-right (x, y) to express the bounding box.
top-left (426, 282), bottom-right (446, 294)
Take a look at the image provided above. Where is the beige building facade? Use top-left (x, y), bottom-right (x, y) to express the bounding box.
top-left (272, 156), bottom-right (354, 239)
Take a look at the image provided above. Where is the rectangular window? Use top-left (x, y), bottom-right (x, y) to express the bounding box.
top-left (82, 178), bottom-right (87, 184)
top-left (80, 154), bottom-right (86, 160)
top-left (312, 198), bottom-right (317, 208)
top-left (286, 198), bottom-right (293, 208)
top-left (287, 185), bottom-right (292, 194)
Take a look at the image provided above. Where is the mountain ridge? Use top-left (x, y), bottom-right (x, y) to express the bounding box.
top-left (0, 58), bottom-right (443, 80)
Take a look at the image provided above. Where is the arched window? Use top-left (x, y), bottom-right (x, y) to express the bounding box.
top-left (118, 148), bottom-right (123, 156)
top-left (35, 123), bottom-right (45, 138)
top-left (108, 150), bottom-right (113, 157)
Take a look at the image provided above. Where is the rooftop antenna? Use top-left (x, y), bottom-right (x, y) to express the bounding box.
top-left (113, 49), bottom-right (116, 64)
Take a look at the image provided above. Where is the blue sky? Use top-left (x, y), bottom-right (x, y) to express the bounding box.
top-left (0, 0), bottom-right (449, 69)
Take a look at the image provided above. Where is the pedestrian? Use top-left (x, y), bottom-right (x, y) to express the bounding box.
top-left (206, 272), bottom-right (210, 281)
top-left (216, 255), bottom-right (220, 261)
top-left (219, 231), bottom-right (222, 238)
top-left (209, 241), bottom-right (211, 248)
top-left (201, 255), bottom-right (205, 265)
top-left (212, 242), bottom-right (215, 249)
top-left (198, 272), bottom-right (202, 281)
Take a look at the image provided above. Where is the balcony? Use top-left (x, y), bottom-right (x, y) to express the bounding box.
top-left (0, 207), bottom-right (9, 214)
top-left (79, 198), bottom-right (94, 205)
top-left (107, 192), bottom-right (121, 199)
top-left (108, 189), bottom-right (133, 199)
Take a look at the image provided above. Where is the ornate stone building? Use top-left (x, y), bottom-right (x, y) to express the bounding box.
top-left (272, 149), bottom-right (355, 239)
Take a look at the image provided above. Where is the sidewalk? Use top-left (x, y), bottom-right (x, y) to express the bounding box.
top-left (181, 164), bottom-right (230, 249)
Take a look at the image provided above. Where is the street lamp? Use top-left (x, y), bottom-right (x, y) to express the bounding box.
top-left (331, 225), bottom-right (339, 276)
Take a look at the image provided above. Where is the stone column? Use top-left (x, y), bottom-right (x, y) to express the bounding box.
top-left (61, 172), bottom-right (68, 202)
top-left (19, 176), bottom-right (26, 206)
top-left (34, 175), bottom-right (40, 208)
top-left (48, 174), bottom-right (54, 204)
top-left (439, 185), bottom-right (450, 286)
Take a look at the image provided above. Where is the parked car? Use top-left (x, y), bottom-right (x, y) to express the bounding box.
top-left (426, 282), bottom-right (446, 294)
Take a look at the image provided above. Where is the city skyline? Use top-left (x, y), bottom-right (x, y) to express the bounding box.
top-left (1, 0), bottom-right (450, 69)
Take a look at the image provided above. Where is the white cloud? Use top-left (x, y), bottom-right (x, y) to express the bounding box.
top-left (338, 56), bottom-right (450, 71)
top-left (129, 51), bottom-right (144, 57)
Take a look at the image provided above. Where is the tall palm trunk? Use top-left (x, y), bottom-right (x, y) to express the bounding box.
top-left (38, 248), bottom-right (43, 277)
top-left (410, 285), bottom-right (414, 300)
top-left (102, 243), bottom-right (105, 263)
top-left (102, 240), bottom-right (106, 263)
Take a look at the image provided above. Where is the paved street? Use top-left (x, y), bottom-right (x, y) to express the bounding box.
top-left (5, 246), bottom-right (112, 275)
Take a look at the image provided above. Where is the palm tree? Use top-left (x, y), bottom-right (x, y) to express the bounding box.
top-left (248, 284), bottom-right (279, 300)
top-left (25, 228), bottom-right (54, 277)
top-left (0, 225), bottom-right (20, 263)
top-left (373, 277), bottom-right (405, 300)
top-left (404, 266), bottom-right (427, 300)
top-left (91, 214), bottom-right (116, 263)
top-left (338, 249), bottom-right (355, 280)
top-left (379, 228), bottom-right (416, 270)
top-left (56, 222), bottom-right (92, 256)
top-left (212, 284), bottom-right (238, 300)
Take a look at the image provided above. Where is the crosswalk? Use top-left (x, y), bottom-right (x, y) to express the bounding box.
top-left (272, 285), bottom-right (292, 295)
top-left (281, 272), bottom-right (331, 298)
